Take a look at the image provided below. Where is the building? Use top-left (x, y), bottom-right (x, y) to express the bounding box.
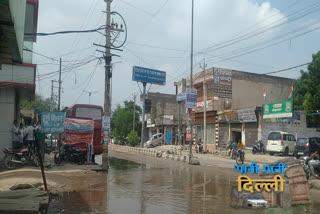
top-left (177, 66), bottom-right (310, 150)
top-left (144, 92), bottom-right (187, 144)
top-left (0, 0), bottom-right (39, 158)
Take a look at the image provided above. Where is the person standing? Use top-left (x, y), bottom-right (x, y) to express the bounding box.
top-left (12, 120), bottom-right (21, 152)
top-left (25, 120), bottom-right (36, 148)
top-left (18, 122), bottom-right (24, 146)
top-left (35, 121), bottom-right (44, 160)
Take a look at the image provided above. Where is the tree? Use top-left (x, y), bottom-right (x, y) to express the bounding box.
top-left (111, 100), bottom-right (142, 145)
top-left (20, 94), bottom-right (57, 113)
top-left (293, 51), bottom-right (320, 127)
top-left (128, 130), bottom-right (139, 147)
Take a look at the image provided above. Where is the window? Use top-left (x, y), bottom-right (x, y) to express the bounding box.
top-left (268, 132), bottom-right (281, 140)
top-left (283, 134), bottom-right (288, 141)
top-left (153, 135), bottom-right (158, 140)
top-left (290, 135), bottom-right (296, 142)
top-left (75, 107), bottom-right (102, 120)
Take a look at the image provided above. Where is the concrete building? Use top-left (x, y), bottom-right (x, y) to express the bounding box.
top-left (0, 0), bottom-right (38, 159)
top-left (177, 66), bottom-right (318, 150)
top-left (144, 92), bottom-right (187, 144)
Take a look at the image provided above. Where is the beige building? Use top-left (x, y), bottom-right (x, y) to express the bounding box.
top-left (177, 67), bottom-right (296, 149)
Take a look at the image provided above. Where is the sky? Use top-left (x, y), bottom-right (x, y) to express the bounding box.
top-left (33, 0), bottom-right (320, 110)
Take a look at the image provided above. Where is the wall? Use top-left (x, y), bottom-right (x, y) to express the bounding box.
top-left (9, 0), bottom-right (26, 59)
top-left (0, 87), bottom-right (15, 159)
top-left (262, 111), bottom-right (320, 143)
top-left (218, 123), bottom-right (229, 148)
top-left (0, 64), bottom-right (35, 85)
top-left (232, 71), bottom-right (293, 110)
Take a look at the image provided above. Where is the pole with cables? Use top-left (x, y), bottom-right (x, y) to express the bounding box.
top-left (200, 59), bottom-right (207, 152)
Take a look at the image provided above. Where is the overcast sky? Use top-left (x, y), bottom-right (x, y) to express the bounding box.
top-left (33, 0), bottom-right (320, 110)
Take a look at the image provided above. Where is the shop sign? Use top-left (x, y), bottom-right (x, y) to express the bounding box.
top-left (237, 109), bottom-right (257, 123)
top-left (263, 100), bottom-right (293, 119)
top-left (185, 88), bottom-right (197, 109)
top-left (213, 67), bottom-right (232, 98)
top-left (163, 115), bottom-right (174, 125)
top-left (225, 111), bottom-right (240, 123)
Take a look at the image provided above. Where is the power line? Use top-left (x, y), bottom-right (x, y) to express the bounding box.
top-left (24, 26), bottom-right (106, 36)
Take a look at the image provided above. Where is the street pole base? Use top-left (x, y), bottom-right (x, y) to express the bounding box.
top-left (189, 157), bottom-right (200, 165)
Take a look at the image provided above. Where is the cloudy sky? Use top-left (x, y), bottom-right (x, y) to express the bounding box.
top-left (33, 0), bottom-right (320, 110)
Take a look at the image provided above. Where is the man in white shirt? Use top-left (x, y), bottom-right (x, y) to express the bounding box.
top-left (25, 120), bottom-right (36, 147)
top-left (12, 120), bottom-right (20, 152)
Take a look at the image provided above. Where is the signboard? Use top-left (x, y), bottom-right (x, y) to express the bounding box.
top-left (132, 66), bottom-right (166, 85)
top-left (41, 112), bottom-right (64, 133)
top-left (64, 118), bottom-right (94, 145)
top-left (265, 111), bottom-right (300, 124)
top-left (263, 100), bottom-right (293, 119)
top-left (237, 109), bottom-right (257, 123)
top-left (177, 93), bottom-right (186, 102)
top-left (185, 88), bottom-right (197, 109)
top-left (225, 111), bottom-right (240, 123)
top-left (102, 116), bottom-right (110, 131)
top-left (196, 100), bottom-right (214, 112)
top-left (147, 119), bottom-right (155, 127)
top-left (163, 115), bottom-right (174, 125)
top-left (213, 67), bottom-right (232, 98)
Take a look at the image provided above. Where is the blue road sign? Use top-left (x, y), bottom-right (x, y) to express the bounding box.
top-left (132, 66), bottom-right (166, 85)
top-left (186, 88), bottom-right (197, 109)
top-left (177, 93), bottom-right (186, 102)
top-left (41, 112), bottom-right (65, 134)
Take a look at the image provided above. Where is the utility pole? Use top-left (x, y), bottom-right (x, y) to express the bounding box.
top-left (200, 59), bottom-right (207, 152)
top-left (58, 58), bottom-right (62, 162)
top-left (51, 80), bottom-right (54, 112)
top-left (188, 0), bottom-right (194, 163)
top-left (133, 94), bottom-right (136, 131)
top-left (83, 90), bottom-right (98, 104)
top-left (102, 0), bottom-right (112, 172)
top-left (141, 82), bottom-right (146, 147)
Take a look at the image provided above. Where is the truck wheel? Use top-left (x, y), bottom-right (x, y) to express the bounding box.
top-left (283, 147), bottom-right (289, 156)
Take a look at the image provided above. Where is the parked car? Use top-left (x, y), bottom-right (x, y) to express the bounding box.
top-left (295, 137), bottom-right (320, 159)
top-left (146, 133), bottom-right (163, 148)
top-left (44, 134), bottom-right (57, 152)
top-left (242, 193), bottom-right (270, 209)
top-left (266, 131), bottom-right (296, 156)
top-left (230, 187), bottom-right (269, 209)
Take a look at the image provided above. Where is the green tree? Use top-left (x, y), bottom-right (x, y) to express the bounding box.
top-left (111, 100), bottom-right (142, 145)
top-left (128, 130), bottom-right (139, 147)
top-left (293, 51), bottom-right (320, 127)
top-left (20, 94), bottom-right (57, 112)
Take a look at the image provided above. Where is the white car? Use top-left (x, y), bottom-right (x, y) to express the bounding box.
top-left (242, 193), bottom-right (270, 209)
top-left (146, 133), bottom-right (163, 148)
top-left (44, 134), bottom-right (57, 152)
top-left (266, 131), bottom-right (296, 156)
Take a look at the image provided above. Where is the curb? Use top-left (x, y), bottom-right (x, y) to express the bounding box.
top-left (108, 144), bottom-right (192, 165)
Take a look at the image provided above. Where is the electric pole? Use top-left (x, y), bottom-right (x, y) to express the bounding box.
top-left (83, 90), bottom-right (98, 104)
top-left (51, 80), bottom-right (54, 112)
top-left (58, 58), bottom-right (62, 163)
top-left (133, 94), bottom-right (136, 131)
top-left (200, 59), bottom-right (207, 152)
top-left (188, 0), bottom-right (194, 164)
top-left (102, 0), bottom-right (112, 172)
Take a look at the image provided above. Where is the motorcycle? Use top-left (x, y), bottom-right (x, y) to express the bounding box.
top-left (252, 140), bottom-right (266, 154)
top-left (303, 157), bottom-right (320, 179)
top-left (54, 143), bottom-right (87, 165)
top-left (236, 149), bottom-right (245, 165)
top-left (3, 145), bottom-right (39, 170)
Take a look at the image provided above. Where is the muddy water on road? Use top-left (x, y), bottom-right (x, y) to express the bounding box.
top-left (47, 153), bottom-right (320, 214)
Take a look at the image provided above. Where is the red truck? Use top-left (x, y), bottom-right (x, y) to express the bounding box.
top-left (65, 104), bottom-right (104, 156)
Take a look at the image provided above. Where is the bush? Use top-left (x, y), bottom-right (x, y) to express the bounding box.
top-left (128, 130), bottom-right (139, 147)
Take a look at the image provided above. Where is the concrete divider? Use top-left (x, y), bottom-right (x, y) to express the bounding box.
top-left (109, 144), bottom-right (194, 165)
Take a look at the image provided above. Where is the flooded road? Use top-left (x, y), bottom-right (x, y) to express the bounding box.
top-left (47, 151), bottom-right (320, 214)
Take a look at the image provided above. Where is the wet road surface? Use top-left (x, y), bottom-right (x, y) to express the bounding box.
top-left (47, 151), bottom-right (320, 214)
